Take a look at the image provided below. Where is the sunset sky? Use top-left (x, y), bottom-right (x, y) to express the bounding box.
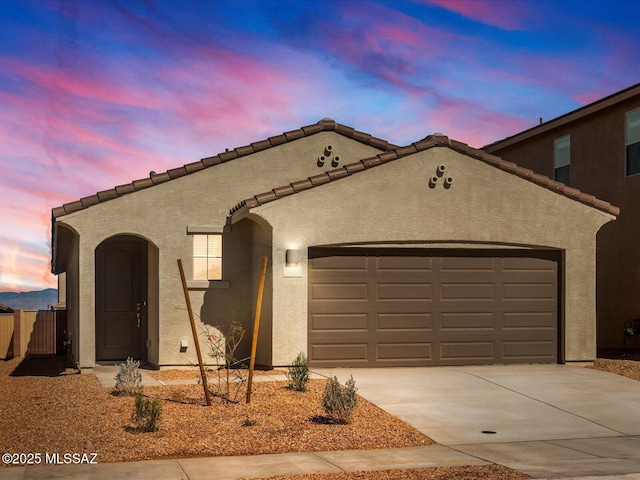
top-left (1, 0), bottom-right (639, 292)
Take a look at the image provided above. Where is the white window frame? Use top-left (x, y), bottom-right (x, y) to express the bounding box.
top-left (193, 234), bottom-right (222, 281)
top-left (186, 225), bottom-right (229, 289)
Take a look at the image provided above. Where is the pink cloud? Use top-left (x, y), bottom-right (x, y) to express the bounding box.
top-left (422, 0), bottom-right (534, 31)
top-left (0, 235), bottom-right (56, 293)
top-left (419, 94), bottom-right (532, 148)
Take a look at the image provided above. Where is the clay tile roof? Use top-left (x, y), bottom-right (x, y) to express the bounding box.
top-left (218, 150), bottom-right (238, 162)
top-left (132, 178), bottom-right (153, 190)
top-left (230, 133), bottom-right (620, 217)
top-left (97, 189), bottom-right (118, 202)
top-left (291, 179), bottom-right (313, 192)
top-left (344, 161), bottom-right (366, 174)
top-left (80, 195), bottom-right (100, 208)
top-left (150, 172), bottom-right (170, 184)
top-left (51, 206), bottom-right (66, 218)
top-left (234, 145), bottom-right (254, 157)
top-left (202, 155), bottom-right (222, 167)
top-left (51, 119), bottom-right (397, 220)
top-left (167, 167), bottom-right (188, 179)
top-left (184, 161), bottom-right (205, 173)
top-left (273, 185), bottom-right (295, 198)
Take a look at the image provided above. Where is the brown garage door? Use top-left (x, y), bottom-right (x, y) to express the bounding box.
top-left (308, 248), bottom-right (559, 367)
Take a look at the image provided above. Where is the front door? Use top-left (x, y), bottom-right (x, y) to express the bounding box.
top-left (95, 236), bottom-right (147, 361)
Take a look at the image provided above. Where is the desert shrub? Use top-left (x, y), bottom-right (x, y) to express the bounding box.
top-left (242, 415), bottom-right (257, 427)
top-left (322, 375), bottom-right (358, 423)
top-left (131, 389), bottom-right (162, 432)
top-left (114, 357), bottom-right (142, 396)
top-left (286, 352), bottom-right (310, 392)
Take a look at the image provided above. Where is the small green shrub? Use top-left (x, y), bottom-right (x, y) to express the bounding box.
top-left (322, 375), bottom-right (358, 424)
top-left (286, 352), bottom-right (310, 392)
top-left (114, 357), bottom-right (142, 396)
top-left (131, 389), bottom-right (162, 432)
top-left (242, 415), bottom-right (257, 427)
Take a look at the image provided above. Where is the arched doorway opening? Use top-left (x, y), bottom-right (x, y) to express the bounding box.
top-left (95, 235), bottom-right (149, 361)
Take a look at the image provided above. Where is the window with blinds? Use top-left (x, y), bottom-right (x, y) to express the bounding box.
top-left (193, 234), bottom-right (222, 280)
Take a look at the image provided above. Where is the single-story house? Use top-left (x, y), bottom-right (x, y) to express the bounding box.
top-left (51, 119), bottom-right (618, 371)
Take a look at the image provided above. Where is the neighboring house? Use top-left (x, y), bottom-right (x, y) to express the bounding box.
top-left (484, 83), bottom-right (640, 350)
top-left (51, 119), bottom-right (617, 371)
top-left (0, 304), bottom-right (13, 314)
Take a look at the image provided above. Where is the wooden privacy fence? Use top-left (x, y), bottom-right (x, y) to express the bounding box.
top-left (0, 310), bottom-right (66, 359)
top-left (0, 313), bottom-right (13, 360)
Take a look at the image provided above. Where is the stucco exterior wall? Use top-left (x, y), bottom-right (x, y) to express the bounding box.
top-left (55, 132), bottom-right (384, 368)
top-left (247, 147), bottom-right (614, 364)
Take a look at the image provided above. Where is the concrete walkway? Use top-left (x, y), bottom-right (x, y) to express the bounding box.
top-left (10, 364), bottom-right (640, 479)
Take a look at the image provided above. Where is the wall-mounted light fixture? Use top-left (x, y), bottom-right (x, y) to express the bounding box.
top-left (286, 249), bottom-right (301, 267)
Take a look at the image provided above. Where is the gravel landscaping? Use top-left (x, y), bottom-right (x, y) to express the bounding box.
top-left (4, 352), bottom-right (639, 479)
top-left (0, 356), bottom-right (430, 465)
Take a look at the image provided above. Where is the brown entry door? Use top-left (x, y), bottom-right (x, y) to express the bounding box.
top-left (96, 237), bottom-right (147, 361)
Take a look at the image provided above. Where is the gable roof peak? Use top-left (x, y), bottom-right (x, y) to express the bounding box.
top-left (51, 119), bottom-right (397, 219)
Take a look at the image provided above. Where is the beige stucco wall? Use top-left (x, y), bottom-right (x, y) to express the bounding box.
top-left (245, 147), bottom-right (614, 365)
top-left (54, 132), bottom-right (384, 368)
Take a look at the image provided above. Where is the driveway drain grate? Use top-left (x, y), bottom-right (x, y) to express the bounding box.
top-left (481, 430), bottom-right (497, 434)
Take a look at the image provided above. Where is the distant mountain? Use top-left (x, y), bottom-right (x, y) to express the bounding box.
top-left (0, 289), bottom-right (58, 311)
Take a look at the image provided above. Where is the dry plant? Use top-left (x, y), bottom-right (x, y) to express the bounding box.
top-left (202, 321), bottom-right (247, 403)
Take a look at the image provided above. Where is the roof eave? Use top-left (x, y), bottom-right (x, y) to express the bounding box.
top-left (484, 82), bottom-right (640, 152)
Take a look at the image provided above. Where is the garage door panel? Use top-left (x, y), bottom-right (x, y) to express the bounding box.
top-left (310, 343), bottom-right (369, 363)
top-left (310, 313), bottom-right (368, 332)
top-left (503, 283), bottom-right (556, 300)
top-left (377, 283), bottom-right (432, 301)
top-left (503, 257), bottom-right (557, 272)
top-left (440, 341), bottom-right (495, 361)
top-left (310, 282), bottom-right (368, 301)
top-left (309, 249), bottom-right (558, 367)
top-left (503, 312), bottom-right (556, 329)
top-left (377, 343), bottom-right (432, 361)
top-left (377, 313), bottom-right (432, 330)
top-left (440, 312), bottom-right (495, 330)
top-left (310, 256), bottom-right (368, 271)
top-left (376, 256), bottom-right (432, 272)
top-left (440, 257), bottom-right (495, 271)
top-left (502, 341), bottom-right (556, 360)
top-left (440, 283), bottom-right (495, 300)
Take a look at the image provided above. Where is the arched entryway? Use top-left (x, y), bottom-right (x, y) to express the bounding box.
top-left (95, 235), bottom-right (149, 361)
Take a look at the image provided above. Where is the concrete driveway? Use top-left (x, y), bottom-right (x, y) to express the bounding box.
top-left (316, 364), bottom-right (640, 479)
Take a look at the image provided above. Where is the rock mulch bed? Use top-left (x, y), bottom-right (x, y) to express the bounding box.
top-left (25, 352), bottom-right (640, 478)
top-left (0, 356), bottom-right (429, 467)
